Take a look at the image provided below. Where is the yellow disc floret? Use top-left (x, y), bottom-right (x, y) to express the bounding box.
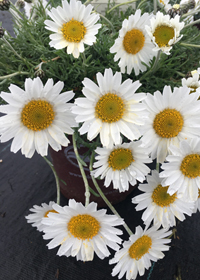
top-left (129, 235), bottom-right (152, 260)
top-left (61, 19), bottom-right (86, 43)
top-left (108, 148), bottom-right (134, 171)
top-left (180, 154), bottom-right (200, 178)
top-left (68, 214), bottom-right (100, 240)
top-left (153, 108), bottom-right (184, 138)
top-left (152, 184), bottom-right (177, 207)
top-left (123, 29), bottom-right (145, 54)
top-left (21, 99), bottom-right (55, 131)
top-left (95, 93), bottom-right (125, 123)
top-left (153, 25), bottom-right (175, 47)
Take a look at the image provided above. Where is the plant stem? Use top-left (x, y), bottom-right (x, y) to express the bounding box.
top-left (72, 133), bottom-right (90, 206)
top-left (84, 0), bottom-right (93, 5)
top-left (180, 43), bottom-right (200, 48)
top-left (153, 0), bottom-right (157, 15)
top-left (184, 18), bottom-right (200, 29)
top-left (107, 0), bottom-right (137, 14)
top-left (137, 0), bottom-right (147, 10)
top-left (2, 37), bottom-right (34, 68)
top-left (175, 71), bottom-right (185, 77)
top-left (0, 71), bottom-right (29, 80)
top-left (98, 13), bottom-right (114, 32)
top-left (156, 162), bottom-right (160, 172)
top-left (140, 50), bottom-right (161, 81)
top-left (43, 156), bottom-right (60, 205)
top-left (181, 8), bottom-right (200, 19)
top-left (89, 151), bottom-right (133, 236)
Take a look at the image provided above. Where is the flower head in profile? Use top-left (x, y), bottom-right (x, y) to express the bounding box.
top-left (24, 0), bottom-right (50, 19)
top-left (25, 201), bottom-right (57, 232)
top-left (182, 68), bottom-right (200, 94)
top-left (160, 138), bottom-right (200, 201)
top-left (92, 140), bottom-right (151, 192)
top-left (141, 85), bottom-right (200, 163)
top-left (132, 170), bottom-right (194, 228)
top-left (110, 9), bottom-right (156, 75)
top-left (42, 199), bottom-right (124, 261)
top-left (158, 0), bottom-right (171, 11)
top-left (0, 77), bottom-right (77, 158)
top-left (109, 225), bottom-right (172, 280)
top-left (44, 0), bottom-right (101, 58)
top-left (72, 68), bottom-right (148, 147)
top-left (145, 11), bottom-right (184, 55)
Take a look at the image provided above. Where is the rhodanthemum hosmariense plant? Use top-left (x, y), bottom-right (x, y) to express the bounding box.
top-left (1, 0), bottom-right (200, 279)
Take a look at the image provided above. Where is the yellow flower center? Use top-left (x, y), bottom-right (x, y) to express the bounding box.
top-left (180, 154), bottom-right (200, 178)
top-left (108, 148), bottom-right (134, 171)
top-left (44, 209), bottom-right (58, 218)
top-left (129, 235), bottom-right (152, 260)
top-left (123, 28), bottom-right (145, 54)
top-left (67, 214), bottom-right (100, 240)
top-left (152, 184), bottom-right (177, 207)
top-left (95, 93), bottom-right (125, 123)
top-left (153, 25), bottom-right (175, 47)
top-left (153, 108), bottom-right (184, 138)
top-left (61, 19), bottom-right (86, 43)
top-left (21, 99), bottom-right (55, 131)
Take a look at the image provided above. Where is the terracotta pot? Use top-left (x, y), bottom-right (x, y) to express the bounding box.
top-left (49, 143), bottom-right (137, 208)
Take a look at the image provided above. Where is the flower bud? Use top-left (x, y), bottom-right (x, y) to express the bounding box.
top-left (0, 0), bottom-right (10, 11)
top-left (0, 26), bottom-right (4, 39)
top-left (16, 0), bottom-right (25, 9)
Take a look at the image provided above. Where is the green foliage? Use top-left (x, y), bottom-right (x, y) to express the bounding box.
top-left (0, 0), bottom-right (200, 104)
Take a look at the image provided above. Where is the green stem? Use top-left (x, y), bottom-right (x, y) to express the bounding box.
top-left (137, 0), bottom-right (147, 9)
top-left (184, 18), bottom-right (200, 28)
top-left (10, 2), bottom-right (27, 20)
top-left (180, 42), bottom-right (200, 48)
top-left (156, 162), bottom-right (160, 172)
top-left (140, 50), bottom-right (161, 81)
top-left (0, 71), bottom-right (29, 80)
top-left (89, 151), bottom-right (133, 236)
top-left (2, 37), bottom-right (34, 68)
top-left (153, 0), bottom-right (157, 15)
top-left (72, 133), bottom-right (90, 206)
top-left (107, 0), bottom-right (137, 14)
top-left (98, 13), bottom-right (114, 32)
top-left (181, 8), bottom-right (200, 19)
top-left (43, 156), bottom-right (60, 205)
top-left (175, 71), bottom-right (185, 77)
top-left (84, 0), bottom-right (93, 5)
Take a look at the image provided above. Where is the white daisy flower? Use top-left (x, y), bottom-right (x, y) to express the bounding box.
top-left (72, 68), bottom-right (148, 148)
top-left (0, 77), bottom-right (77, 158)
top-left (92, 140), bottom-right (151, 192)
top-left (145, 11), bottom-right (184, 55)
top-left (42, 199), bottom-right (124, 261)
top-left (160, 138), bottom-right (200, 202)
top-left (110, 9), bottom-right (156, 75)
top-left (44, 0), bottom-right (101, 58)
top-left (109, 225), bottom-right (172, 280)
top-left (25, 201), bottom-right (57, 232)
top-left (182, 68), bottom-right (200, 94)
top-left (132, 170), bottom-right (194, 228)
top-left (141, 85), bottom-right (200, 163)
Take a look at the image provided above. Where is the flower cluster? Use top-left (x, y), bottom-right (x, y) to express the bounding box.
top-left (1, 0), bottom-right (200, 279)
